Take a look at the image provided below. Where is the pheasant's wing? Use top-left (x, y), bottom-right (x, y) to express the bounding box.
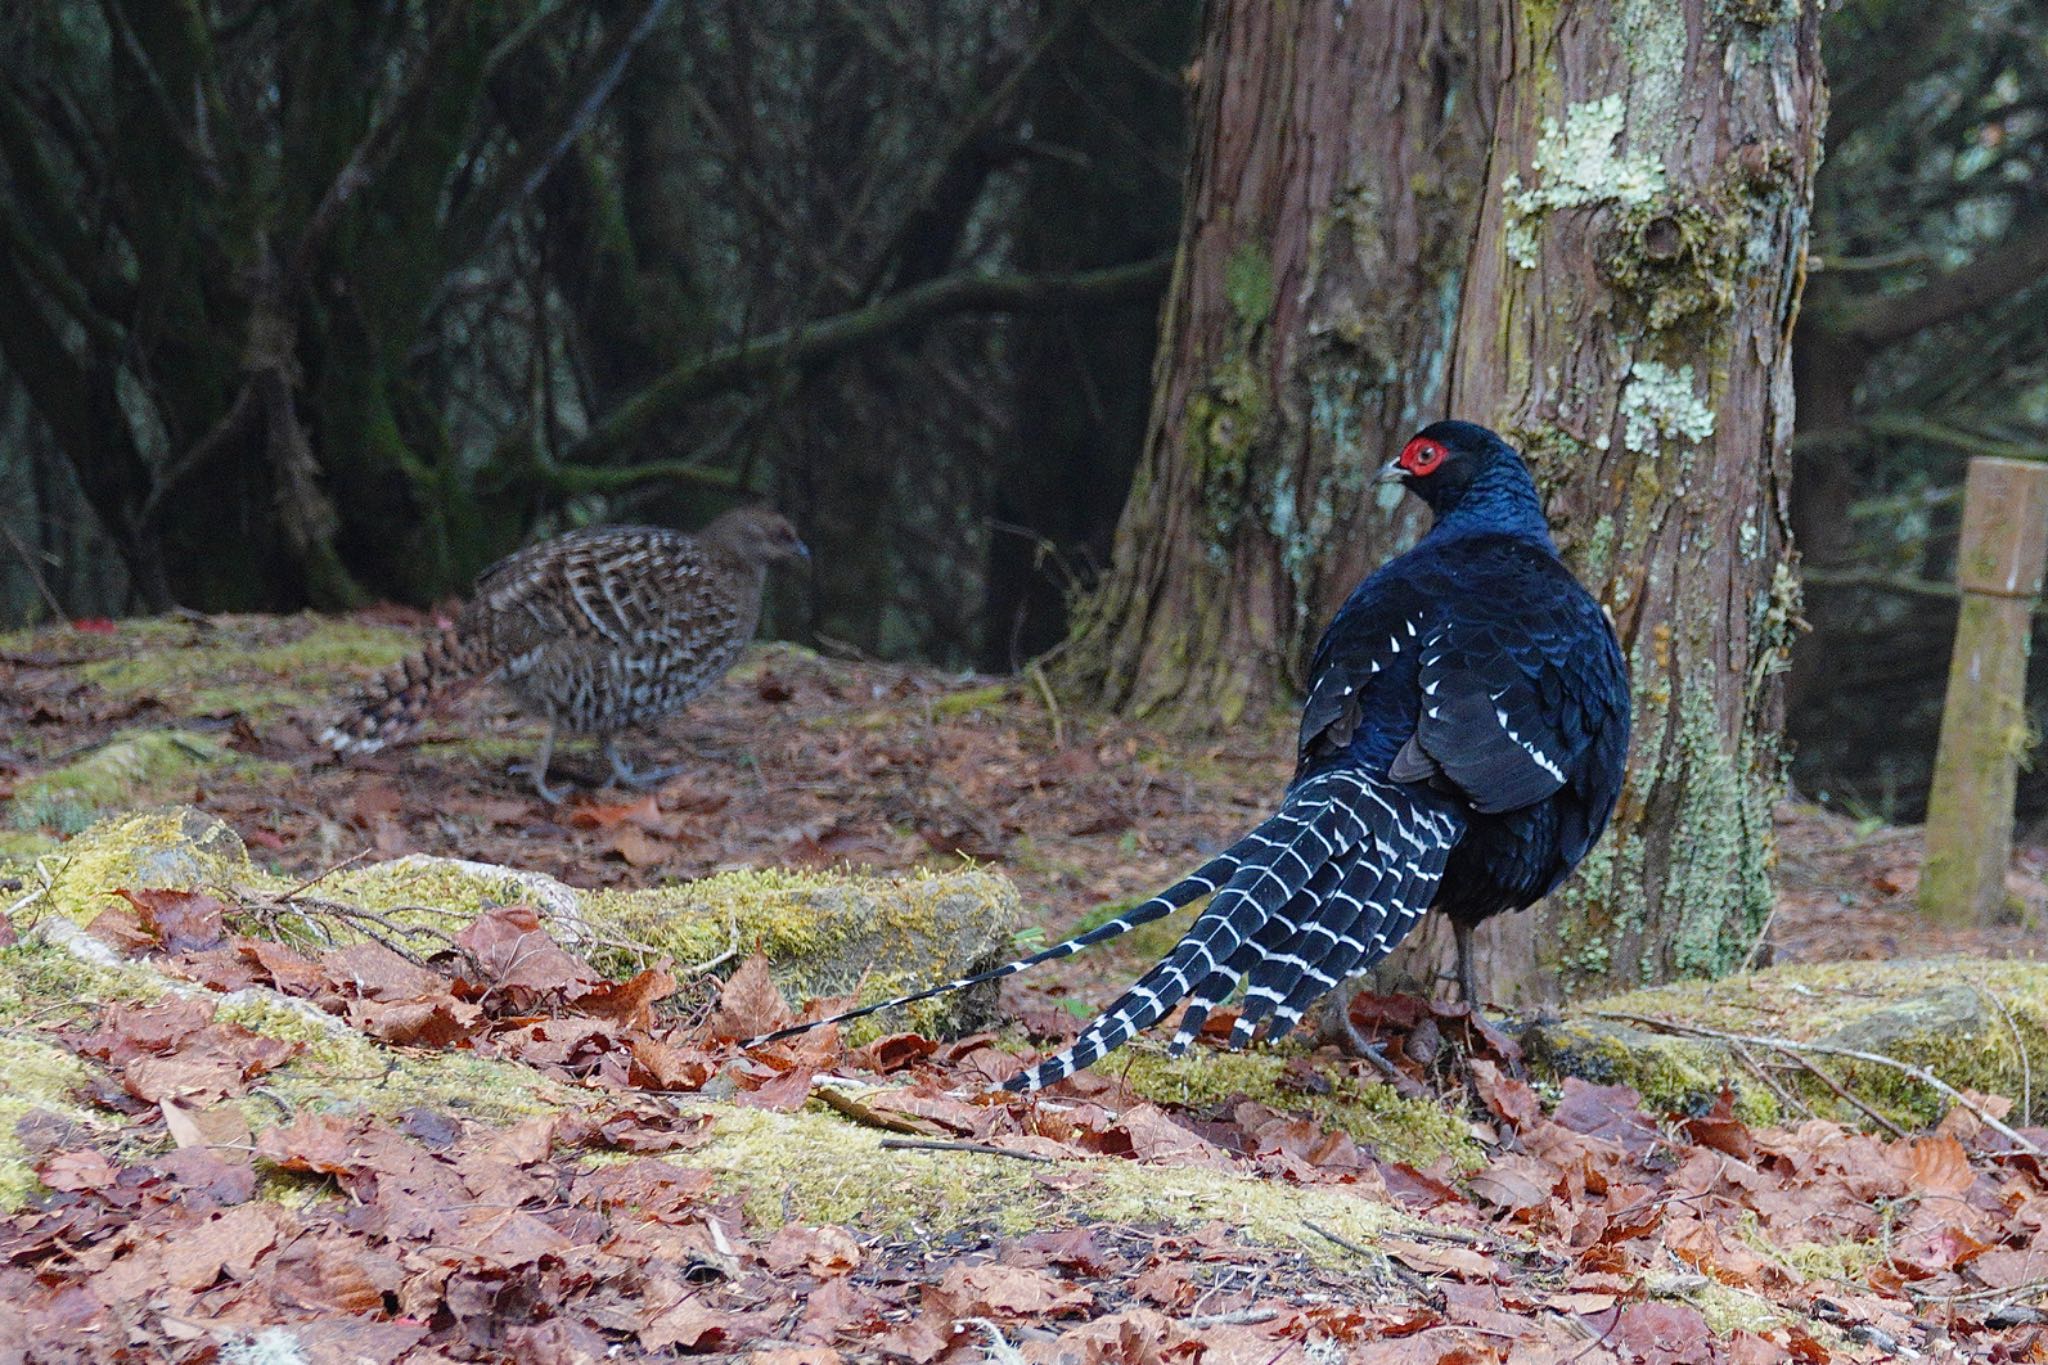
top-left (1386, 552), bottom-right (1621, 816)
top-left (464, 527), bottom-right (722, 669)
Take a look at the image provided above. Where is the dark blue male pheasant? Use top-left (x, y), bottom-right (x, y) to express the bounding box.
top-left (749, 421), bottom-right (1631, 1091)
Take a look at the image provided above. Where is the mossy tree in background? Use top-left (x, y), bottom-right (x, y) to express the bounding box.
top-left (1066, 0), bottom-right (1825, 1005)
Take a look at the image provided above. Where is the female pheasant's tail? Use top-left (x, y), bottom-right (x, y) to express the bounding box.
top-left (320, 627), bottom-right (495, 755)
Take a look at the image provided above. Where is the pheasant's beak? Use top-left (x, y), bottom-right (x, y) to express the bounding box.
top-left (1376, 460), bottom-right (1407, 485)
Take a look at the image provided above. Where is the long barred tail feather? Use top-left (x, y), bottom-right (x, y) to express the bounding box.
top-left (739, 836), bottom-right (1262, 1051)
top-left (742, 768), bottom-right (1466, 1095)
top-left (1167, 859), bottom-right (1347, 1051)
top-left (1000, 770), bottom-right (1451, 1093)
top-left (1260, 854), bottom-right (1398, 1044)
top-left (321, 627), bottom-right (495, 755)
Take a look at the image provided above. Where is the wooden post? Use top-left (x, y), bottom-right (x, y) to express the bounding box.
top-left (1920, 457), bottom-right (2048, 925)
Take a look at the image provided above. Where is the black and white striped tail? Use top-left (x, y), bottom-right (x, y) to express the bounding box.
top-left (739, 829), bottom-right (1268, 1050)
top-left (1002, 771), bottom-right (1461, 1092)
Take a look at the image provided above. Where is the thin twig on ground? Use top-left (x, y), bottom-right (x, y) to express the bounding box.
top-left (1780, 1051), bottom-right (1910, 1139)
top-left (1027, 659), bottom-right (1066, 750)
top-left (1597, 1011), bottom-right (2041, 1153)
top-left (877, 1137), bottom-right (1055, 1164)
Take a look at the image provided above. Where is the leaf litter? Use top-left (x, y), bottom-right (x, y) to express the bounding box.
top-left (6, 620), bottom-right (2048, 1357)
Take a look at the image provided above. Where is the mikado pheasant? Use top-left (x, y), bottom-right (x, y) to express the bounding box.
top-left (751, 422), bottom-right (1629, 1091)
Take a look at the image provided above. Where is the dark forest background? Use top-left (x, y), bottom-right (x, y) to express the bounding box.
top-left (1, 0), bottom-right (2045, 825)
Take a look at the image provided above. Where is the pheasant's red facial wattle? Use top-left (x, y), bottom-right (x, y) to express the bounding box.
top-left (1398, 436), bottom-right (1449, 478)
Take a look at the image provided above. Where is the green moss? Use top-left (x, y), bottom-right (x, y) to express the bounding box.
top-left (1689, 1280), bottom-right (1787, 1336)
top-left (1585, 958), bottom-right (2048, 1128)
top-left (1115, 1047), bottom-right (1482, 1171)
top-left (10, 731), bottom-right (291, 836)
top-left (1603, 201), bottom-right (1744, 332)
top-left (1524, 1017), bottom-right (1777, 1125)
top-left (34, 810), bottom-right (1018, 1043)
top-left (690, 1100), bottom-right (1409, 1259)
top-left (217, 992), bottom-right (573, 1130)
top-left (36, 808), bottom-right (257, 925)
top-left (1664, 677), bottom-right (1773, 978)
top-left (0, 1029), bottom-right (106, 1208)
top-left (1777, 1237), bottom-right (1883, 1285)
top-left (61, 614), bottom-right (415, 722)
top-left (0, 829), bottom-right (60, 864)
top-left (583, 865), bottom-right (1025, 1042)
top-left (1224, 242), bottom-right (1275, 326)
top-left (690, 1104), bottom-right (1043, 1233)
top-left (0, 936), bottom-right (171, 1209)
top-left (928, 684), bottom-right (1016, 718)
top-left (1082, 1156), bottom-right (1404, 1262)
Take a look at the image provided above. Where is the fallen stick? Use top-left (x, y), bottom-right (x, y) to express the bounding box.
top-left (1594, 1011), bottom-right (2040, 1154)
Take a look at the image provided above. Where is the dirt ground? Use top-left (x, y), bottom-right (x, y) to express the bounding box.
top-left (5, 609), bottom-right (2041, 993)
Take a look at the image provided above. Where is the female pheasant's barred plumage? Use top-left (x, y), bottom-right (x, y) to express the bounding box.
top-left (322, 507), bottom-right (807, 801)
top-left (747, 420), bottom-right (1631, 1092)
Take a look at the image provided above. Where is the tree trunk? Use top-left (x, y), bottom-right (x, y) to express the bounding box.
top-left (1069, 0), bottom-right (1826, 1005)
top-left (1402, 0), bottom-right (1825, 1008)
top-left (1059, 0), bottom-right (1495, 725)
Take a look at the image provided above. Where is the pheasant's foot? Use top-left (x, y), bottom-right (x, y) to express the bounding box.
top-left (602, 737), bottom-right (684, 789)
top-left (509, 762), bottom-right (567, 805)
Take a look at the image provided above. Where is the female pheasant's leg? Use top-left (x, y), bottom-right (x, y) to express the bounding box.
top-left (511, 717), bottom-right (565, 804)
top-left (603, 735), bottom-right (682, 789)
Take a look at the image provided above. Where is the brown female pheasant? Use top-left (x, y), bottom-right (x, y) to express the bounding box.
top-left (322, 507), bottom-right (807, 802)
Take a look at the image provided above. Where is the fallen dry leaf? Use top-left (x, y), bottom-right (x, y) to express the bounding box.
top-left (706, 953), bottom-right (792, 1039)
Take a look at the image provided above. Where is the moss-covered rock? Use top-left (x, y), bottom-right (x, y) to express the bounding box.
top-left (9, 731), bottom-right (291, 836)
top-left (1114, 1047), bottom-right (1483, 1172)
top-left (583, 865), bottom-right (1024, 1041)
top-left (1522, 1016), bottom-right (1774, 1124)
top-left (54, 613), bottom-right (415, 723)
top-left (37, 807), bottom-right (257, 922)
top-left (27, 806), bottom-right (1022, 1041)
top-left (1544, 958), bottom-right (2048, 1129)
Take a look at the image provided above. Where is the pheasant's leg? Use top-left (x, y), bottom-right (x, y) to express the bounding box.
top-left (1453, 919), bottom-right (1485, 1011)
top-left (511, 717), bottom-right (565, 804)
top-left (1316, 981), bottom-right (1406, 1085)
top-left (603, 735), bottom-right (683, 789)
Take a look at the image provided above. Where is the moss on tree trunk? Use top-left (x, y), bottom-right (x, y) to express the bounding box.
top-left (1060, 0), bottom-right (1496, 726)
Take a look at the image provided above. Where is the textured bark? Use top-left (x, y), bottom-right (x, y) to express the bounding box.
top-left (1061, 0), bottom-right (1495, 725)
top-left (1393, 0), bottom-right (1825, 1007)
top-left (1070, 0), bottom-right (1826, 1004)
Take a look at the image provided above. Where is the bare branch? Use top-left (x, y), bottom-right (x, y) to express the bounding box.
top-left (1836, 215), bottom-right (2048, 347)
top-left (561, 255), bottom-right (1171, 469)
top-left (441, 0), bottom-right (677, 268)
top-left (285, 2), bottom-right (483, 292)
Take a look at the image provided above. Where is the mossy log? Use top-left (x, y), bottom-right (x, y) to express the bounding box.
top-left (23, 806), bottom-right (1025, 1042)
top-left (1534, 959), bottom-right (2048, 1131)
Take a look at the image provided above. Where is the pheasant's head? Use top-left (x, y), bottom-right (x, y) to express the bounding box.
top-left (704, 507), bottom-right (810, 566)
top-left (1377, 420), bottom-right (1532, 519)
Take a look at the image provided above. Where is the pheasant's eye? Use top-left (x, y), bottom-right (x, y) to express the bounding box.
top-left (1399, 437), bottom-right (1449, 477)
